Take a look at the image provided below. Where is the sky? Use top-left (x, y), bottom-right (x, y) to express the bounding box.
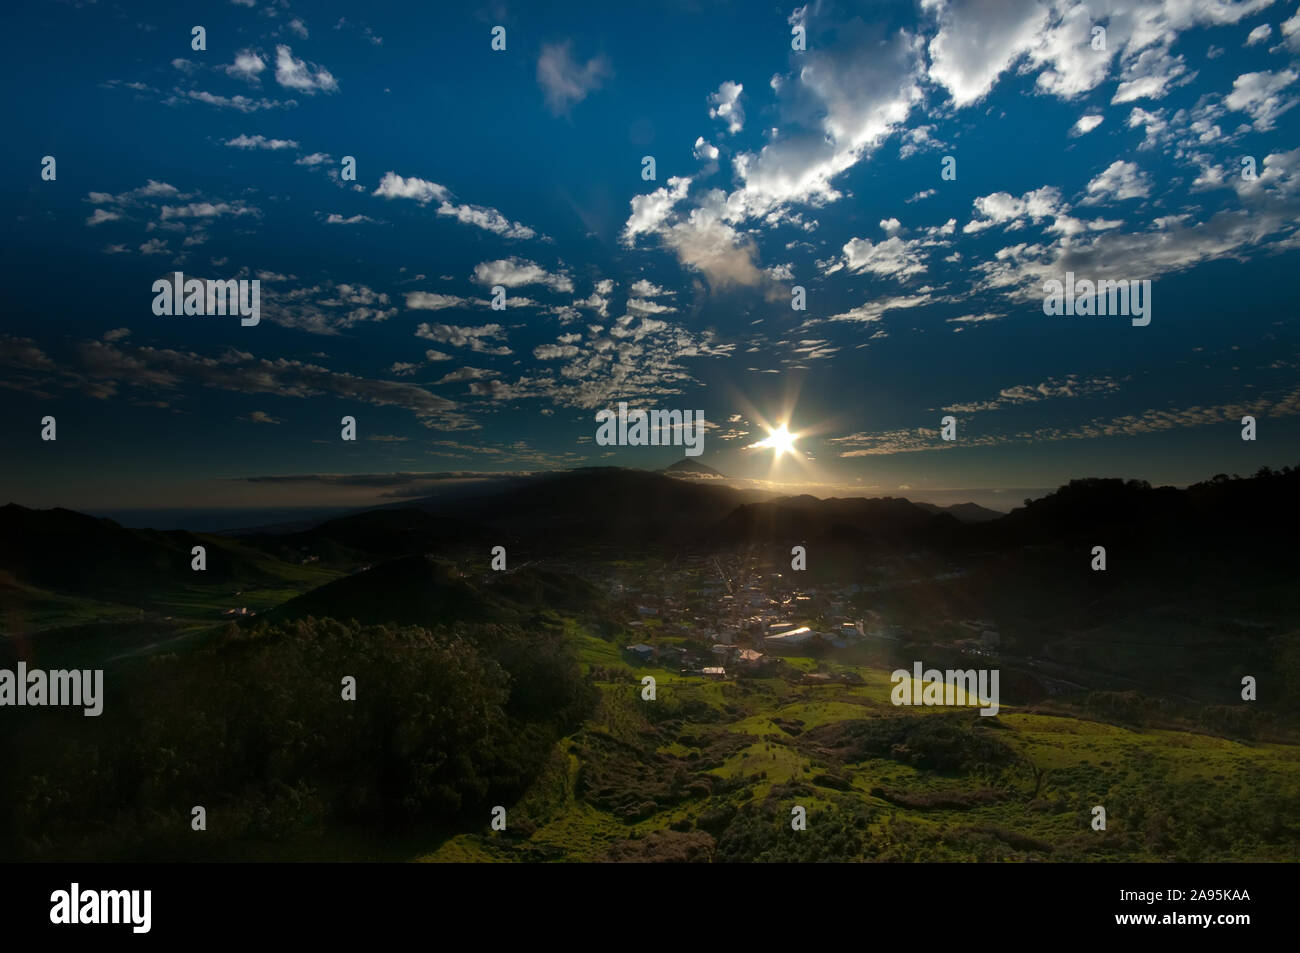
top-left (2, 0), bottom-right (1299, 513)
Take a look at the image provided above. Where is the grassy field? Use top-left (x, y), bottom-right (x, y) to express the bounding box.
top-left (3, 558), bottom-right (342, 667)
top-left (414, 622), bottom-right (1300, 862)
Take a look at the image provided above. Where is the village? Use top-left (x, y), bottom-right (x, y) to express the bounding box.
top-left (595, 554), bottom-right (1004, 683)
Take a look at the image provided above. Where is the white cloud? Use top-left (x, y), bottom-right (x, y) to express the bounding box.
top-left (618, 0), bottom-right (1285, 295)
top-left (1083, 160), bottom-right (1152, 203)
top-left (899, 124), bottom-right (945, 159)
top-left (251, 280), bottom-right (397, 334)
top-left (472, 257), bottom-right (573, 293)
top-left (622, 176), bottom-right (692, 245)
top-left (86, 209), bottom-right (121, 226)
top-left (373, 172), bottom-right (535, 238)
top-left (159, 201), bottom-right (258, 220)
top-left (455, 311), bottom-right (732, 410)
top-left (437, 367), bottom-right (497, 383)
top-left (924, 0), bottom-right (1270, 108)
top-left (694, 136), bottom-right (719, 161)
top-left (727, 23), bottom-right (925, 218)
top-left (626, 297), bottom-right (676, 315)
top-left (827, 292), bottom-right (934, 323)
top-left (964, 185), bottom-right (1065, 233)
top-left (661, 200), bottom-right (763, 289)
top-left (537, 41), bottom-right (610, 114)
top-left (1246, 23), bottom-right (1272, 46)
top-left (946, 312), bottom-right (1001, 324)
top-left (406, 292), bottom-right (469, 310)
top-left (225, 50), bottom-right (266, 83)
top-left (831, 235), bottom-right (927, 280)
top-left (416, 322), bottom-right (512, 355)
top-left (1072, 113), bottom-right (1104, 136)
top-left (967, 148), bottom-right (1300, 304)
top-left (573, 290), bottom-right (611, 317)
top-left (708, 81), bottom-right (744, 134)
top-left (834, 380), bottom-right (1300, 456)
top-left (926, 0), bottom-right (1049, 107)
top-left (945, 375), bottom-right (1120, 412)
top-left (1224, 69), bottom-right (1299, 131)
top-left (1026, 2), bottom-right (1114, 99)
top-left (373, 172), bottom-right (449, 204)
top-left (629, 278), bottom-right (672, 297)
top-left (59, 338), bottom-right (470, 429)
top-left (224, 133), bottom-right (298, 150)
top-left (1280, 11), bottom-right (1300, 53)
top-left (436, 202), bottom-right (535, 240)
top-left (172, 89), bottom-right (292, 112)
top-left (1111, 46), bottom-right (1192, 104)
top-left (1126, 106), bottom-right (1169, 149)
top-left (274, 45), bottom-right (338, 94)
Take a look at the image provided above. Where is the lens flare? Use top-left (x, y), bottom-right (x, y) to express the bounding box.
top-left (756, 424), bottom-right (797, 458)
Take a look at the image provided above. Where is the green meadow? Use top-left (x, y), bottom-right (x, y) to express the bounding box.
top-left (416, 623), bottom-right (1300, 863)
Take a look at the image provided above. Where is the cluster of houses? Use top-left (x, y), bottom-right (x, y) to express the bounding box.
top-left (612, 559), bottom-right (914, 680)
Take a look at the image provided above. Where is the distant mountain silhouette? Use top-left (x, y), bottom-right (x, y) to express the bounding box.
top-left (0, 503), bottom-right (289, 598)
top-left (399, 467), bottom-right (772, 546)
top-left (6, 466), bottom-right (1297, 608)
top-left (269, 554), bottom-right (602, 628)
top-left (712, 495), bottom-right (962, 549)
top-left (660, 458), bottom-right (725, 479)
top-left (237, 508), bottom-right (492, 563)
top-left (212, 466), bottom-right (1300, 558)
top-left (913, 501), bottom-right (1004, 523)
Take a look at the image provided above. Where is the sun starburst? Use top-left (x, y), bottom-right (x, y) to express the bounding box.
top-left (755, 423), bottom-right (798, 458)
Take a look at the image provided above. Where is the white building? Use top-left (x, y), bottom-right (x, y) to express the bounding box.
top-left (762, 626), bottom-right (818, 654)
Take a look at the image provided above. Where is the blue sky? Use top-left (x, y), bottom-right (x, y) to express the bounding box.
top-left (2, 0), bottom-right (1299, 512)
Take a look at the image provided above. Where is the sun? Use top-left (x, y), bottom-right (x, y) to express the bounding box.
top-left (756, 424), bottom-right (798, 458)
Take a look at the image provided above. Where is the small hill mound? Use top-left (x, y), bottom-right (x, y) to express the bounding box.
top-left (660, 459), bottom-right (725, 479)
top-left (269, 555), bottom-right (603, 628)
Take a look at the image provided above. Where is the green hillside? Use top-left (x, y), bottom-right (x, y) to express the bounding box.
top-left (415, 625), bottom-right (1300, 863)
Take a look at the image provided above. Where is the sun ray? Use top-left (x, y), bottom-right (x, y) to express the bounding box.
top-left (753, 423), bottom-right (798, 459)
